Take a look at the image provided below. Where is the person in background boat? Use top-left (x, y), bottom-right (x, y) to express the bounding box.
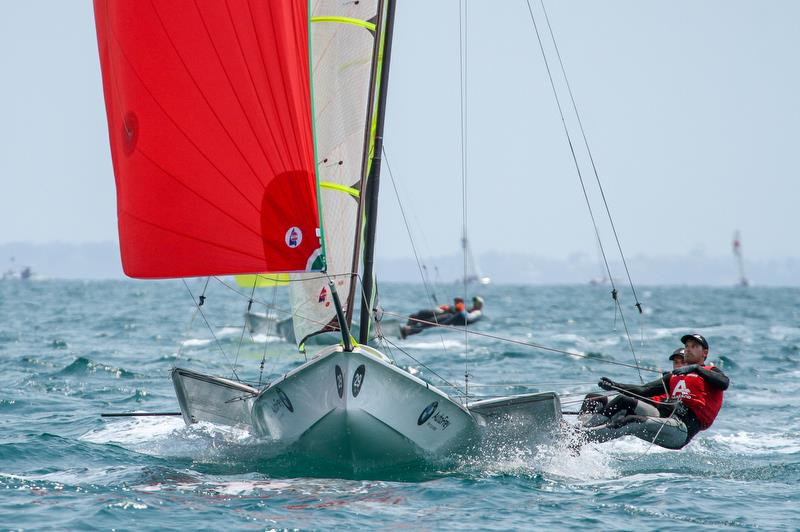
top-left (579, 333), bottom-right (729, 449)
top-left (400, 297), bottom-right (464, 339)
top-left (438, 295), bottom-right (484, 327)
top-left (578, 346), bottom-right (686, 417)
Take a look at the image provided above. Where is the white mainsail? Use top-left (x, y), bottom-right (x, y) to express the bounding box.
top-left (288, 1), bottom-right (381, 346)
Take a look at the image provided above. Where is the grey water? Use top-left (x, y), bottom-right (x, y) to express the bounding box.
top-left (1, 279), bottom-right (798, 530)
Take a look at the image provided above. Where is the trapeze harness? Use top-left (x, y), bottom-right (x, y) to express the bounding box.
top-left (581, 364), bottom-right (729, 449)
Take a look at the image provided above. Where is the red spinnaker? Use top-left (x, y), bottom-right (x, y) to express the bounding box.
top-left (93, 0), bottom-right (321, 278)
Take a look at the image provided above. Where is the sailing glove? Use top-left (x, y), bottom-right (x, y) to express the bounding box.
top-left (598, 377), bottom-right (616, 391)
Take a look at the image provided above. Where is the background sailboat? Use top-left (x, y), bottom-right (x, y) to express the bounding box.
top-left (733, 230), bottom-right (749, 287)
top-left (459, 234), bottom-right (491, 285)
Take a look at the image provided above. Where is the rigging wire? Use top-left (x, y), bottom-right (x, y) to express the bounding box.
top-left (185, 274), bottom-right (657, 401)
top-left (258, 283), bottom-right (280, 387)
top-left (382, 145), bottom-right (453, 355)
top-left (380, 335), bottom-right (468, 399)
top-left (232, 279), bottom-right (258, 375)
top-left (175, 276), bottom-right (209, 360)
top-left (539, 0), bottom-right (643, 316)
top-left (385, 310), bottom-right (662, 375)
top-left (458, 0), bottom-right (470, 400)
top-left (523, 0), bottom-right (644, 382)
top-left (600, 382), bottom-right (685, 461)
top-left (181, 278), bottom-right (240, 381)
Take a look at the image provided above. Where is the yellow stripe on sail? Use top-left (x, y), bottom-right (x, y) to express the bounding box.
top-left (234, 273), bottom-right (289, 288)
top-left (320, 181), bottom-right (360, 198)
top-left (310, 16), bottom-right (376, 32)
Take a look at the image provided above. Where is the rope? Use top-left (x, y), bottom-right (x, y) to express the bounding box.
top-left (538, 0), bottom-right (642, 315)
top-left (382, 310), bottom-right (663, 375)
top-left (436, 381), bottom-right (598, 388)
top-left (592, 382), bottom-right (686, 461)
top-left (181, 278), bottom-right (239, 381)
top-left (258, 283), bottom-right (280, 387)
top-left (380, 335), bottom-right (468, 399)
top-left (382, 146), bottom-right (453, 356)
top-left (232, 279), bottom-right (258, 375)
top-left (523, 0), bottom-right (644, 383)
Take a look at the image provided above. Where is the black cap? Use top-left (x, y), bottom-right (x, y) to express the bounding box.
top-left (681, 333), bottom-right (708, 350)
top-left (669, 347), bottom-right (685, 361)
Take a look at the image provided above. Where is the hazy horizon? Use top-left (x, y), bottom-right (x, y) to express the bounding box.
top-left (2, 240), bottom-right (797, 286)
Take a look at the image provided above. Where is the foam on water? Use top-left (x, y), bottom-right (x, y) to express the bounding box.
top-left (402, 338), bottom-right (464, 350)
top-left (181, 338), bottom-right (212, 347)
top-left (710, 431), bottom-right (800, 455)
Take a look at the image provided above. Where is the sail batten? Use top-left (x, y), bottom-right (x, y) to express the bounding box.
top-left (94, 0), bottom-right (322, 279)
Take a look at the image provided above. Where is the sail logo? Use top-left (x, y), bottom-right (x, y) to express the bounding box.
top-left (285, 226), bottom-right (303, 248)
top-left (417, 401), bottom-right (438, 426)
top-left (671, 379), bottom-right (692, 400)
top-left (318, 287), bottom-right (327, 303)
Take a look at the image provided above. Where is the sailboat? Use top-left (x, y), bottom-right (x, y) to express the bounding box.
top-left (460, 235), bottom-right (491, 286)
top-left (93, 1), bottom-right (561, 472)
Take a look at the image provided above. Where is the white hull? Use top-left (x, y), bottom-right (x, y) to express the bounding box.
top-left (251, 345), bottom-right (476, 469)
top-left (172, 345), bottom-right (477, 471)
top-left (171, 346), bottom-right (563, 472)
top-left (469, 392), bottom-right (562, 447)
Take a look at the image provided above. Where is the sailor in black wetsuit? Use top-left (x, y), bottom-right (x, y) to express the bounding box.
top-left (579, 347), bottom-right (685, 416)
top-left (400, 298), bottom-right (463, 339)
top-left (580, 334), bottom-right (729, 449)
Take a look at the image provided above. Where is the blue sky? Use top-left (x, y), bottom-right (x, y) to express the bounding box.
top-left (1, 1), bottom-right (798, 264)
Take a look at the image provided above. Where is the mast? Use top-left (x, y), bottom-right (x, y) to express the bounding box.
top-left (733, 230), bottom-right (749, 287)
top-left (345, 0), bottom-right (388, 326)
top-left (359, 0), bottom-right (397, 344)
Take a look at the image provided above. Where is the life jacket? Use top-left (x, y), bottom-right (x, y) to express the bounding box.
top-left (668, 365), bottom-right (724, 429)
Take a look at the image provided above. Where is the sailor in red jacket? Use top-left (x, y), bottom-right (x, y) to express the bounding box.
top-left (580, 333), bottom-right (729, 449)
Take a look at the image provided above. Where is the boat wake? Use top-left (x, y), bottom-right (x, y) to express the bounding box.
top-left (81, 415), bottom-right (624, 481)
top-left (453, 437), bottom-right (618, 482)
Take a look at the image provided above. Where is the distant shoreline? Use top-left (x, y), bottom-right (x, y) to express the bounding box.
top-left (2, 241), bottom-right (798, 286)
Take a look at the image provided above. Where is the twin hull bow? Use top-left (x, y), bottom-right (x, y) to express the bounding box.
top-left (172, 345), bottom-right (476, 469)
top-left (172, 344), bottom-right (564, 471)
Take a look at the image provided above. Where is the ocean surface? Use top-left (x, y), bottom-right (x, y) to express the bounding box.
top-left (1, 279), bottom-right (798, 530)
